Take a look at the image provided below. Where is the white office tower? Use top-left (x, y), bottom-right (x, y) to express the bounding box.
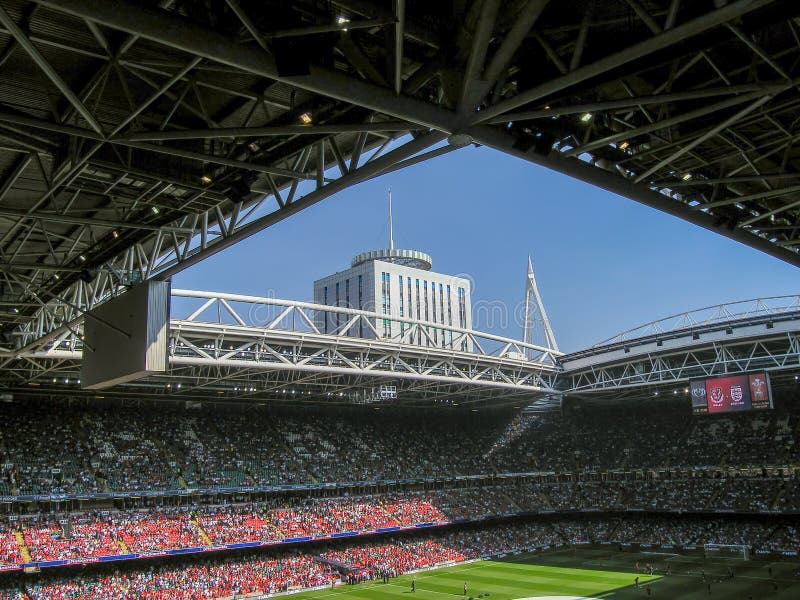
top-left (313, 193), bottom-right (472, 348)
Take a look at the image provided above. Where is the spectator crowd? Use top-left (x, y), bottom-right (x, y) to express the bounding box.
top-left (3, 398), bottom-right (800, 496)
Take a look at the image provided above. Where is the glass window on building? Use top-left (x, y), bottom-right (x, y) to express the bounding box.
top-left (323, 286), bottom-right (328, 334)
top-left (447, 285), bottom-right (453, 348)
top-left (431, 282), bottom-right (438, 345)
top-left (358, 275), bottom-right (363, 337)
top-left (381, 272), bottom-right (391, 338)
top-left (415, 279), bottom-right (421, 344)
top-left (458, 287), bottom-right (467, 350)
top-left (398, 275), bottom-right (405, 337)
top-left (424, 281), bottom-right (429, 346)
top-left (335, 282), bottom-right (340, 329)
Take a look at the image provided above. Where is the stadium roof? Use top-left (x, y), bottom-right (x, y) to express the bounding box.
top-left (1, 0), bottom-right (800, 352)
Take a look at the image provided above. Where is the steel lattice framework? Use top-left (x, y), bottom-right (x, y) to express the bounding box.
top-left (0, 289), bottom-right (561, 405)
top-left (1, 289), bottom-right (797, 409)
top-left (561, 295), bottom-right (800, 401)
top-left (1, 0), bottom-right (800, 359)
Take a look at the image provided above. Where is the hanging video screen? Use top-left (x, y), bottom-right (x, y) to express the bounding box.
top-left (691, 372), bottom-right (772, 415)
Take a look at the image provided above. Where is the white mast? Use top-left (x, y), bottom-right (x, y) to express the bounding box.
top-left (388, 189), bottom-right (394, 250)
top-left (523, 255), bottom-right (560, 355)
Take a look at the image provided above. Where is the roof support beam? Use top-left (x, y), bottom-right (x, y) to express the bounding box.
top-left (0, 153), bottom-right (34, 205)
top-left (566, 85), bottom-right (787, 158)
top-left (153, 130), bottom-right (447, 280)
top-left (0, 3), bottom-right (105, 135)
top-left (698, 184), bottom-right (800, 211)
top-left (740, 197), bottom-right (800, 226)
top-left (658, 173), bottom-right (800, 187)
top-left (633, 94), bottom-right (775, 183)
top-left (392, 0), bottom-right (405, 95)
top-left (483, 0), bottom-right (550, 87)
top-left (475, 0), bottom-right (780, 124)
top-left (459, 0), bottom-right (501, 114)
top-left (32, 0), bottom-right (461, 133)
top-left (224, 0), bottom-right (270, 53)
top-left (569, 0), bottom-right (594, 71)
top-left (0, 206), bottom-right (196, 233)
top-left (117, 121), bottom-right (418, 142)
top-left (488, 82), bottom-right (778, 124)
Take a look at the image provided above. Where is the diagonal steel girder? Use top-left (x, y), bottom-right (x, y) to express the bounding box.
top-left (32, 0), bottom-right (462, 133)
top-left (474, 0), bottom-right (782, 124)
top-left (29, 0), bottom-right (800, 270)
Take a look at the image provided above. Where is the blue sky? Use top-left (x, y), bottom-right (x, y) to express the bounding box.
top-left (174, 143), bottom-right (799, 352)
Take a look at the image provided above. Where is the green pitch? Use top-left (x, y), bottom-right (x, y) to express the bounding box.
top-left (292, 553), bottom-right (659, 600)
top-left (290, 549), bottom-right (800, 600)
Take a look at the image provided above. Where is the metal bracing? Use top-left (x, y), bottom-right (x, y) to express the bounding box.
top-left (3, 0), bottom-right (800, 359)
top-left (560, 298), bottom-right (800, 397)
top-left (592, 295), bottom-right (800, 348)
top-left (563, 333), bottom-right (800, 394)
top-left (0, 288), bottom-right (561, 404)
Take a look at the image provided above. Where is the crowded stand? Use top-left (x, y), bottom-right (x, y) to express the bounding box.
top-left (195, 503), bottom-right (279, 546)
top-left (117, 509), bottom-right (205, 554)
top-left (0, 392), bottom-right (798, 598)
top-left (6, 515), bottom-right (797, 599)
top-left (3, 398), bottom-right (800, 497)
top-left (22, 553), bottom-right (335, 600)
top-left (0, 474), bottom-right (796, 567)
top-left (0, 525), bottom-right (20, 567)
top-left (23, 518), bottom-right (120, 562)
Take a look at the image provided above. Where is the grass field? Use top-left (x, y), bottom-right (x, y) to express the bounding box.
top-left (291, 548), bottom-right (800, 600)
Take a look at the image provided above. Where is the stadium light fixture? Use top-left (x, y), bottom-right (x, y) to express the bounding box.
top-left (201, 174), bottom-right (213, 185)
top-left (151, 206), bottom-right (160, 215)
top-left (580, 112), bottom-right (593, 123)
top-left (618, 141), bottom-right (629, 150)
top-left (112, 230), bottom-right (119, 239)
top-left (79, 255), bottom-right (86, 262)
top-left (682, 172), bottom-right (693, 181)
top-left (299, 112), bottom-right (313, 125)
